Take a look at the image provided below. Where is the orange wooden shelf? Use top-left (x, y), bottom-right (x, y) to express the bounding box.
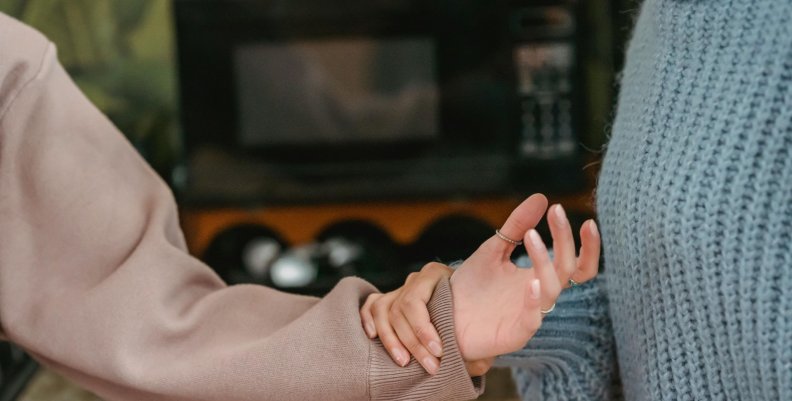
top-left (181, 194), bottom-right (594, 257)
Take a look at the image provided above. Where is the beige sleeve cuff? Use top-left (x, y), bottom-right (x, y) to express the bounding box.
top-left (368, 279), bottom-right (485, 401)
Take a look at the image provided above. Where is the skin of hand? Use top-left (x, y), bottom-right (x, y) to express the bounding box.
top-left (450, 195), bottom-right (600, 361)
top-left (359, 194), bottom-right (600, 374)
top-left (360, 262), bottom-right (493, 376)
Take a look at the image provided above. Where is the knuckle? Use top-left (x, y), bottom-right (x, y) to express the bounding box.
top-left (403, 337), bottom-right (422, 352)
top-left (413, 325), bottom-right (426, 340)
top-left (387, 307), bottom-right (401, 321)
top-left (423, 261), bottom-right (453, 276)
top-left (390, 305), bottom-right (404, 318)
top-left (372, 302), bottom-right (388, 318)
top-left (399, 289), bottom-right (416, 302)
top-left (421, 262), bottom-right (441, 272)
top-left (403, 297), bottom-right (423, 311)
top-left (364, 293), bottom-right (378, 305)
top-left (381, 335), bottom-right (398, 348)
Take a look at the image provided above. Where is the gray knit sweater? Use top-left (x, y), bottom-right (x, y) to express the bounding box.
top-left (503, 0), bottom-right (792, 400)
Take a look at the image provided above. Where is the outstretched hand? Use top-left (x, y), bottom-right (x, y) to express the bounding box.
top-left (450, 194), bottom-right (600, 361)
top-left (360, 194), bottom-right (600, 374)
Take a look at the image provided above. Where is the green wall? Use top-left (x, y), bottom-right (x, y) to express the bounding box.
top-left (0, 0), bottom-right (180, 179)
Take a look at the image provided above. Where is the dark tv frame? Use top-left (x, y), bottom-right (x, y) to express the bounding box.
top-left (174, 0), bottom-right (586, 204)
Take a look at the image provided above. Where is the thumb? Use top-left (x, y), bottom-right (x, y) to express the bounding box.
top-left (492, 194), bottom-right (548, 258)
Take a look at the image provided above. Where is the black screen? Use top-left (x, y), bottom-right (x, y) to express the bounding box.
top-left (234, 38), bottom-right (438, 146)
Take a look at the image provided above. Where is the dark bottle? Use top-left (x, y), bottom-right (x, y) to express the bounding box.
top-left (268, 243), bottom-right (320, 290)
top-left (409, 214), bottom-right (493, 270)
top-left (202, 224), bottom-right (288, 285)
top-left (313, 220), bottom-right (403, 292)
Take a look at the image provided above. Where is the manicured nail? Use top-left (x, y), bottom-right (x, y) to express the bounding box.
top-left (428, 340), bottom-right (443, 357)
top-left (530, 279), bottom-right (541, 299)
top-left (391, 348), bottom-right (408, 366)
top-left (554, 204), bottom-right (568, 227)
top-left (422, 357), bottom-right (439, 375)
top-left (365, 322), bottom-right (376, 338)
top-left (528, 229), bottom-right (545, 251)
top-left (589, 220), bottom-right (599, 237)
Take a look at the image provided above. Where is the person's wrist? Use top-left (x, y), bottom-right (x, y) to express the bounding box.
top-left (455, 273), bottom-right (492, 377)
top-left (449, 274), bottom-right (473, 361)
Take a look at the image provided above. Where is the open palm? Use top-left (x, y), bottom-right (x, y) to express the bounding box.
top-left (450, 194), bottom-right (600, 361)
top-left (451, 242), bottom-right (545, 361)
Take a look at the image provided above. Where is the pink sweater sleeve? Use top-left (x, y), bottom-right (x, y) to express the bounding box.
top-left (0, 13), bottom-right (482, 401)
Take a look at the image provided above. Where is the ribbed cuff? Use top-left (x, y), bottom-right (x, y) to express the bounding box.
top-left (496, 276), bottom-right (620, 401)
top-left (369, 278), bottom-right (484, 400)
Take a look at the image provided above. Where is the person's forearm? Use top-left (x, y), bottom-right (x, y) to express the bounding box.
top-left (0, 13), bottom-right (481, 401)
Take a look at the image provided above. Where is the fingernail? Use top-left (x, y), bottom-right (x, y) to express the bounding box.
top-left (428, 340), bottom-right (443, 357)
top-left (422, 357), bottom-right (439, 375)
top-left (528, 229), bottom-right (545, 251)
top-left (391, 348), bottom-right (408, 366)
top-left (365, 322), bottom-right (376, 338)
top-left (554, 205), bottom-right (568, 226)
top-left (530, 279), bottom-right (541, 299)
top-left (589, 220), bottom-right (599, 237)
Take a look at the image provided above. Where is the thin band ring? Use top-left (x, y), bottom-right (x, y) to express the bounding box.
top-left (568, 278), bottom-right (580, 287)
top-left (540, 302), bottom-right (556, 315)
top-left (495, 229), bottom-right (523, 246)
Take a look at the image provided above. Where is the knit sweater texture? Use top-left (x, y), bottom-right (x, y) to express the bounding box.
top-left (504, 0), bottom-right (792, 400)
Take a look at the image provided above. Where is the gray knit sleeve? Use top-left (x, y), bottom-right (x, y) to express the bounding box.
top-left (496, 275), bottom-right (622, 401)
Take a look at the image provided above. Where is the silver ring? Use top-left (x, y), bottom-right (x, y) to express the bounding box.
top-left (495, 229), bottom-right (523, 246)
top-left (540, 302), bottom-right (556, 315)
top-left (568, 278), bottom-right (580, 287)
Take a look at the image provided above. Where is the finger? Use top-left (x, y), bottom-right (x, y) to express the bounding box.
top-left (371, 292), bottom-right (410, 367)
top-left (518, 277), bottom-right (543, 342)
top-left (399, 262), bottom-right (451, 357)
top-left (522, 277), bottom-right (542, 309)
top-left (390, 307), bottom-right (440, 375)
top-left (573, 220), bottom-right (600, 283)
top-left (547, 204), bottom-right (577, 288)
top-left (525, 229), bottom-right (562, 309)
top-left (420, 261), bottom-right (454, 278)
top-left (400, 294), bottom-right (443, 357)
top-left (492, 194), bottom-right (549, 257)
top-left (360, 293), bottom-right (381, 338)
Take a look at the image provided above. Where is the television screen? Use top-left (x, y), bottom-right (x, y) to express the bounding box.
top-left (234, 38), bottom-right (438, 146)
